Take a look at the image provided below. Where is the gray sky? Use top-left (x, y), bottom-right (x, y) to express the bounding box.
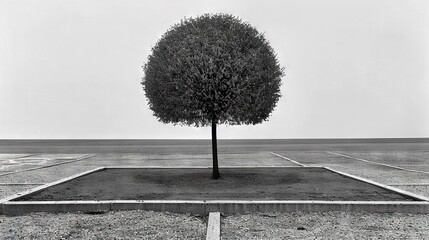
top-left (1, 0), bottom-right (428, 139)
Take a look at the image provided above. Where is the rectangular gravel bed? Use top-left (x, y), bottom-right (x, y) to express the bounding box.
top-left (12, 167), bottom-right (417, 201)
top-left (221, 212), bottom-right (429, 239)
top-left (0, 210), bottom-right (206, 239)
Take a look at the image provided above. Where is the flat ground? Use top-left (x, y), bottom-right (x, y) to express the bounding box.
top-left (1, 140), bottom-right (429, 239)
top-left (15, 168), bottom-right (413, 201)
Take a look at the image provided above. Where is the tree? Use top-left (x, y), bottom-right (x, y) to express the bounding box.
top-left (142, 14), bottom-right (284, 179)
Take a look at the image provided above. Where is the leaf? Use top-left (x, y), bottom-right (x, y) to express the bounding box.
top-left (142, 13), bottom-right (284, 126)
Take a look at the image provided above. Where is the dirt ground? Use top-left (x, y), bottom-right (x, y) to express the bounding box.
top-left (16, 167), bottom-right (413, 201)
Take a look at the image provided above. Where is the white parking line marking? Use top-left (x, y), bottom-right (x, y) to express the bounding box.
top-left (324, 166), bottom-right (429, 201)
top-left (0, 154), bottom-right (35, 163)
top-left (327, 151), bottom-right (429, 175)
top-left (0, 154), bottom-right (96, 177)
top-left (271, 152), bottom-right (307, 167)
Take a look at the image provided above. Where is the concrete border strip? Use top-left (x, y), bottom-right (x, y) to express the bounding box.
top-left (327, 151), bottom-right (429, 175)
top-left (270, 152), bottom-right (307, 167)
top-left (2, 201), bottom-right (112, 215)
top-left (203, 200), bottom-right (429, 214)
top-left (206, 212), bottom-right (221, 240)
top-left (3, 166), bottom-right (429, 215)
top-left (0, 154), bottom-right (97, 177)
top-left (110, 200), bottom-right (206, 213)
top-left (3, 200), bottom-right (429, 215)
top-left (324, 167), bottom-right (429, 202)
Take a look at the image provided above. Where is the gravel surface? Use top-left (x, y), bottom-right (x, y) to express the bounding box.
top-left (222, 211), bottom-right (429, 239)
top-left (0, 210), bottom-right (206, 239)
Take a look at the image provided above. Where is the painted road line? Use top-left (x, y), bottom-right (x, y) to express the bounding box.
top-left (0, 154), bottom-right (35, 163)
top-left (324, 167), bottom-right (429, 202)
top-left (0, 154), bottom-right (97, 177)
top-left (206, 212), bottom-right (221, 240)
top-left (12, 154), bottom-right (35, 159)
top-left (327, 151), bottom-right (429, 175)
top-left (270, 152), bottom-right (307, 167)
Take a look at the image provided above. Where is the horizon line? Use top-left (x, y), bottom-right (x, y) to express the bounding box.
top-left (0, 137), bottom-right (428, 140)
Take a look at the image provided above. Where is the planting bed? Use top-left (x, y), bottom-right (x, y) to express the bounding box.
top-left (12, 167), bottom-right (416, 201)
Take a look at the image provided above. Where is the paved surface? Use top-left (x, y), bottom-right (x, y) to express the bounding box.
top-left (1, 149), bottom-right (428, 199)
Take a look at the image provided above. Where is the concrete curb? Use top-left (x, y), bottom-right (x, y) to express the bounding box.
top-left (2, 166), bottom-right (429, 215)
top-left (203, 201), bottom-right (429, 214)
top-left (206, 212), bottom-right (221, 240)
top-left (2, 201), bottom-right (111, 215)
top-left (111, 200), bottom-right (206, 214)
top-left (2, 200), bottom-right (429, 215)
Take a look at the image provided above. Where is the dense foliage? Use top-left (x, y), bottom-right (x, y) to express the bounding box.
top-left (142, 14), bottom-right (284, 127)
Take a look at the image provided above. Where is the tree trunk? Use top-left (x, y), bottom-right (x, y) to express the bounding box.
top-left (211, 118), bottom-right (220, 179)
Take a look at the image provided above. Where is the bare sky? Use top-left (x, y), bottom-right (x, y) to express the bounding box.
top-left (1, 0), bottom-right (428, 139)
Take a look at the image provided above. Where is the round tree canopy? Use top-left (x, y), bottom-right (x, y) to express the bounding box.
top-left (142, 13), bottom-right (284, 127)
